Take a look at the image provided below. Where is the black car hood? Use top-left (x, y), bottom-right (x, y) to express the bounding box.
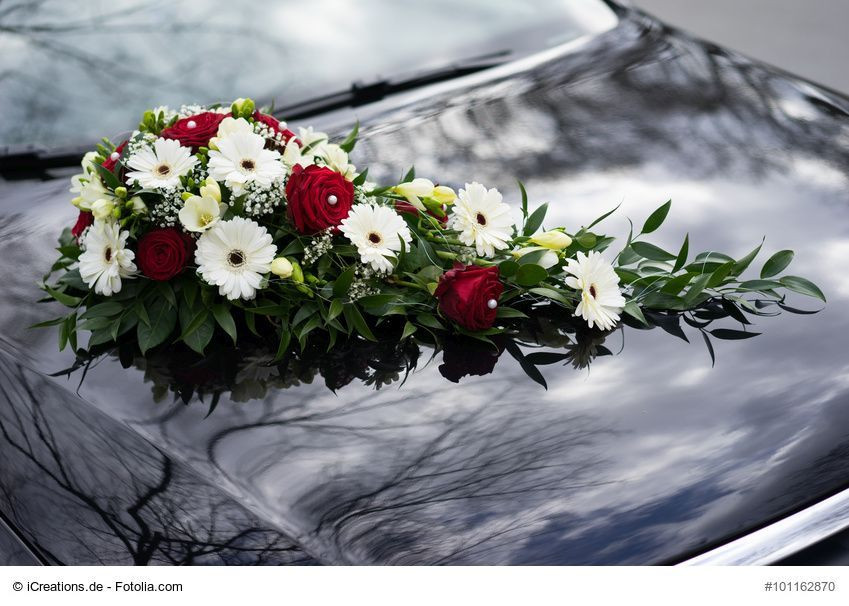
top-left (2, 8), bottom-right (849, 564)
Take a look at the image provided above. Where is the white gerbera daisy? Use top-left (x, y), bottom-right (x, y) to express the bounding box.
top-left (207, 131), bottom-right (285, 196)
top-left (125, 138), bottom-right (197, 189)
top-left (339, 204), bottom-right (412, 273)
top-left (78, 221), bottom-right (137, 296)
top-left (450, 182), bottom-right (513, 257)
top-left (564, 251), bottom-right (626, 331)
top-left (195, 217), bottom-right (277, 300)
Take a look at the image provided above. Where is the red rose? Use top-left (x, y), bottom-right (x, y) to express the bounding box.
top-left (253, 111), bottom-right (297, 145)
top-left (394, 200), bottom-right (448, 226)
top-left (285, 164), bottom-right (354, 234)
top-left (434, 264), bottom-right (503, 331)
top-left (101, 140), bottom-right (127, 172)
top-left (71, 210), bottom-right (93, 240)
top-left (160, 112), bottom-right (226, 151)
top-left (137, 228), bottom-right (195, 281)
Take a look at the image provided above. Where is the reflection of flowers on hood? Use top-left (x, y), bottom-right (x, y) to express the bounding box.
top-left (439, 335), bottom-right (506, 383)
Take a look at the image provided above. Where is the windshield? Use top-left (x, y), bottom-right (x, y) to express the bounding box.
top-left (0, 0), bottom-right (616, 150)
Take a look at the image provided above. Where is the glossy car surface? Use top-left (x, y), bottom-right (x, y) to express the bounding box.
top-left (2, 2), bottom-right (849, 564)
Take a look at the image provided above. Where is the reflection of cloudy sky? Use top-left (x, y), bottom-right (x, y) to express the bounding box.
top-left (2, 10), bottom-right (849, 564)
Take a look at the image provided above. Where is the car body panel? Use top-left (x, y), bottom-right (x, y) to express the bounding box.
top-left (1, 6), bottom-right (849, 564)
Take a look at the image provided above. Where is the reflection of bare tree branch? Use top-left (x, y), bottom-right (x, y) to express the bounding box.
top-left (0, 353), bottom-right (315, 564)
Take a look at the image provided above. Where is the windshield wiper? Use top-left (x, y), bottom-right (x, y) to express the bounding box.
top-left (273, 49), bottom-right (512, 120)
top-left (0, 51), bottom-right (512, 173)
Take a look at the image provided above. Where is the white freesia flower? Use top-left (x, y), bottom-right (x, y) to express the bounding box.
top-left (514, 246), bottom-right (559, 269)
top-left (339, 204), bottom-right (412, 273)
top-left (297, 126), bottom-right (329, 150)
top-left (270, 257), bottom-right (293, 278)
top-left (394, 178), bottom-right (435, 211)
top-left (530, 230), bottom-right (573, 250)
top-left (393, 179), bottom-right (456, 210)
top-left (78, 221), bottom-right (136, 296)
top-left (207, 131), bottom-right (285, 196)
top-left (179, 195), bottom-right (227, 232)
top-left (195, 217), bottom-right (277, 300)
top-left (125, 138), bottom-right (197, 189)
top-left (209, 116), bottom-right (253, 149)
top-left (90, 198), bottom-right (115, 221)
top-left (564, 251), bottom-right (626, 331)
top-left (80, 151), bottom-right (100, 174)
top-left (450, 182), bottom-right (513, 257)
top-left (72, 173), bottom-right (118, 211)
top-left (320, 143), bottom-right (356, 180)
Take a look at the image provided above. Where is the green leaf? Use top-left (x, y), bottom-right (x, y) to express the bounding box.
top-left (779, 276), bottom-right (826, 302)
top-left (707, 261), bottom-right (736, 288)
top-left (343, 304), bottom-right (376, 341)
top-left (731, 239), bottom-right (763, 276)
top-left (515, 264), bottom-right (547, 287)
top-left (522, 203), bottom-right (548, 236)
top-left (495, 307), bottom-right (528, 319)
top-left (29, 316), bottom-right (66, 329)
top-left (499, 260), bottom-right (519, 278)
top-left (517, 249), bottom-right (549, 266)
top-left (352, 167), bottom-right (369, 187)
top-left (660, 273), bottom-right (693, 295)
top-left (328, 299), bottom-right (344, 321)
top-left (518, 180), bottom-right (529, 221)
top-left (684, 273), bottom-right (712, 305)
top-left (630, 241), bottom-right (676, 262)
top-left (80, 301), bottom-right (123, 319)
top-left (416, 313), bottom-right (443, 330)
top-left (156, 282), bottom-right (177, 308)
top-left (278, 240), bottom-right (305, 256)
top-left (672, 234), bottom-right (689, 273)
top-left (94, 163), bottom-right (120, 190)
top-left (623, 300), bottom-right (649, 326)
top-left (137, 299), bottom-right (177, 354)
top-left (292, 303), bottom-right (316, 327)
top-left (760, 250), bottom-right (794, 279)
top-left (333, 266), bottom-right (356, 298)
top-left (182, 311), bottom-right (214, 354)
top-left (585, 203), bottom-right (621, 231)
top-left (529, 287), bottom-right (572, 305)
top-left (401, 321), bottom-right (417, 340)
top-left (738, 279), bottom-right (784, 292)
top-left (212, 304), bottom-right (237, 344)
top-left (640, 200), bottom-right (671, 235)
top-left (576, 233), bottom-right (597, 248)
top-left (273, 329), bottom-right (291, 361)
top-left (338, 120), bottom-right (359, 153)
top-left (43, 284), bottom-right (82, 307)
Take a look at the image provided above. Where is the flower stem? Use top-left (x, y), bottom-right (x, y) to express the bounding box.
top-left (389, 277), bottom-right (427, 290)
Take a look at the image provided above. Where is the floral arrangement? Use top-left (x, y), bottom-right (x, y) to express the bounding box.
top-left (38, 98), bottom-right (825, 362)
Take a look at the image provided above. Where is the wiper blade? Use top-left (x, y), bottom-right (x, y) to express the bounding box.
top-left (0, 144), bottom-right (91, 176)
top-left (274, 50), bottom-right (512, 121)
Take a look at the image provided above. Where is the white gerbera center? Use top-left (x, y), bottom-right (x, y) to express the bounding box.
top-left (339, 204), bottom-right (412, 273)
top-left (195, 217), bottom-right (277, 300)
top-left (450, 182), bottom-right (513, 258)
top-left (564, 251), bottom-right (626, 331)
top-left (78, 221), bottom-right (137, 296)
top-left (125, 138), bottom-right (197, 189)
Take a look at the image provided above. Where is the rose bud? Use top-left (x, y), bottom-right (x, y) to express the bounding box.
top-left (434, 264), bottom-right (504, 331)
